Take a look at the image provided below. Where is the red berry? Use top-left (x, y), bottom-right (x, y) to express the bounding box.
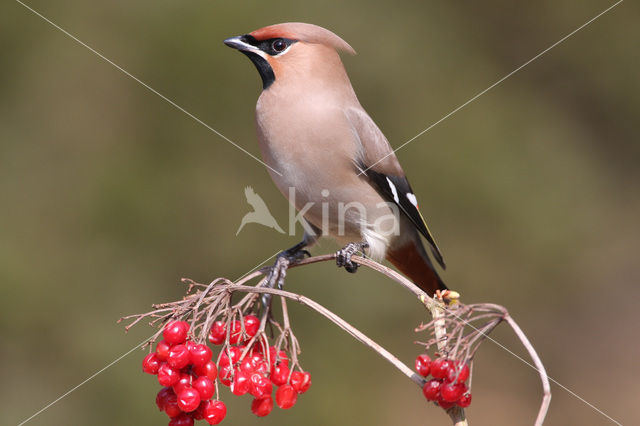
top-left (249, 372), bottom-right (273, 398)
top-left (251, 396), bottom-right (273, 417)
top-left (244, 315), bottom-right (260, 338)
top-left (202, 400), bottom-right (227, 425)
top-left (253, 353), bottom-right (267, 365)
top-left (142, 353), bottom-right (160, 375)
top-left (156, 340), bottom-right (171, 361)
top-left (193, 376), bottom-right (215, 400)
top-left (172, 373), bottom-right (193, 395)
top-left (231, 370), bottom-right (251, 396)
top-left (253, 344), bottom-right (267, 356)
top-left (249, 352), bottom-right (265, 364)
top-left (163, 320), bottom-right (190, 345)
top-left (168, 413), bottom-right (194, 426)
top-left (167, 344), bottom-right (191, 369)
top-left (431, 358), bottom-right (452, 380)
top-left (229, 321), bottom-right (243, 344)
top-left (194, 361), bottom-right (217, 381)
top-left (438, 399), bottom-right (456, 410)
top-left (290, 371), bottom-right (311, 394)
top-left (158, 363), bottom-right (181, 387)
top-left (208, 321), bottom-right (226, 345)
top-left (156, 387), bottom-right (174, 411)
top-left (254, 345), bottom-right (276, 367)
top-left (218, 365), bottom-right (233, 387)
top-left (276, 384), bottom-right (298, 409)
top-left (446, 362), bottom-right (470, 384)
top-left (415, 354), bottom-right (431, 377)
top-left (270, 364), bottom-right (289, 387)
top-left (422, 379), bottom-right (442, 401)
top-left (192, 401), bottom-right (206, 420)
top-left (266, 346), bottom-right (278, 370)
top-left (189, 344), bottom-right (212, 368)
top-left (254, 360), bottom-right (270, 376)
top-left (163, 389), bottom-right (181, 418)
top-left (177, 387), bottom-right (201, 412)
top-left (239, 357), bottom-right (256, 374)
top-left (457, 392), bottom-right (472, 408)
top-left (276, 350), bottom-right (289, 369)
top-left (440, 383), bottom-right (465, 402)
top-left (218, 346), bottom-right (242, 368)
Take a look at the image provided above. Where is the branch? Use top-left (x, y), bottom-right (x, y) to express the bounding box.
top-left (504, 314), bottom-right (551, 426)
top-left (228, 285), bottom-right (425, 388)
top-left (429, 297), bottom-right (467, 426)
top-left (121, 252), bottom-right (550, 425)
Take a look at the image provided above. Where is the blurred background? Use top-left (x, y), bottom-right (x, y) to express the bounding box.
top-left (1, 0), bottom-right (638, 425)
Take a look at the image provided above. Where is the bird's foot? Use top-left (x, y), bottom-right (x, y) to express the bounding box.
top-left (336, 242), bottom-right (368, 273)
top-left (261, 245), bottom-right (311, 308)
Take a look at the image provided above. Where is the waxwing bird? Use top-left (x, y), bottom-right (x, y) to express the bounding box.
top-left (224, 23), bottom-right (447, 295)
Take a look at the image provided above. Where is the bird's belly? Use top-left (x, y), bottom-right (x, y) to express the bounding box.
top-left (255, 97), bottom-right (398, 256)
top-left (268, 158), bottom-right (398, 255)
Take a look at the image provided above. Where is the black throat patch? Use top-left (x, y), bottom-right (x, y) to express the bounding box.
top-left (241, 51), bottom-right (275, 90)
top-left (238, 35), bottom-right (297, 90)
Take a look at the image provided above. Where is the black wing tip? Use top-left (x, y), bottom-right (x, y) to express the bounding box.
top-left (432, 247), bottom-right (446, 270)
top-left (364, 166), bottom-right (448, 270)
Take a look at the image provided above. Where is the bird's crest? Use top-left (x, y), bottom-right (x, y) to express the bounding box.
top-left (250, 23), bottom-right (356, 55)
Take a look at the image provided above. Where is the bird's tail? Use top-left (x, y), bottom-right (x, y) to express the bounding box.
top-left (385, 239), bottom-right (447, 296)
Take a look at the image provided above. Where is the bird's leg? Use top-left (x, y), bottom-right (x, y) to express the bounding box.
top-left (336, 242), bottom-right (369, 273)
top-left (261, 241), bottom-right (311, 309)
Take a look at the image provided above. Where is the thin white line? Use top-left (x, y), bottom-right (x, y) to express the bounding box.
top-left (16, 336), bottom-right (150, 426)
top-left (13, 6), bottom-right (292, 420)
top-left (15, 249), bottom-right (281, 425)
top-left (483, 333), bottom-right (623, 425)
top-left (236, 250), bottom-right (281, 281)
top-left (360, 0), bottom-right (624, 175)
top-left (15, 3), bottom-right (625, 421)
top-left (448, 309), bottom-right (622, 425)
top-left (14, 0), bottom-right (283, 177)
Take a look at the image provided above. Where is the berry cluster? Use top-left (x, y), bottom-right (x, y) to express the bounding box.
top-left (416, 354), bottom-right (472, 410)
top-left (208, 317), bottom-right (311, 417)
top-left (142, 316), bottom-right (312, 425)
top-left (143, 320), bottom-right (225, 425)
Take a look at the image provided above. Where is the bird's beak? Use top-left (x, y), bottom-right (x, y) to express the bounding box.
top-left (223, 35), bottom-right (257, 53)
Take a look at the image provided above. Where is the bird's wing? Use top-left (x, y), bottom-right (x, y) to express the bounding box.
top-left (345, 107), bottom-right (445, 268)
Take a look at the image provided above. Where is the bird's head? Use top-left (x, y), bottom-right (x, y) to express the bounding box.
top-left (224, 23), bottom-right (355, 90)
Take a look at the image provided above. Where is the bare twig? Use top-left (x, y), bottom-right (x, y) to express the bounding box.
top-left (429, 296), bottom-right (467, 426)
top-left (230, 284), bottom-right (425, 388)
top-left (121, 253), bottom-right (550, 425)
top-left (504, 314), bottom-right (551, 426)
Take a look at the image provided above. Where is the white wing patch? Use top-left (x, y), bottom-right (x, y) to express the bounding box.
top-left (386, 177), bottom-right (399, 203)
top-left (406, 192), bottom-right (418, 208)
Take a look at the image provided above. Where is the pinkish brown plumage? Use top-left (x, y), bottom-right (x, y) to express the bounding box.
top-left (250, 23), bottom-right (356, 55)
top-left (224, 23), bottom-right (446, 295)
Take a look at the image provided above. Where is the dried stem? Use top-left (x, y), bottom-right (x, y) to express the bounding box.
top-left (121, 253), bottom-right (550, 425)
top-left (230, 284), bottom-right (425, 388)
top-left (504, 314), bottom-right (551, 426)
top-left (429, 298), bottom-right (467, 426)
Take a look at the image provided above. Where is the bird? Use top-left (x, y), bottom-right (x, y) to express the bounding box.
top-left (236, 186), bottom-right (285, 235)
top-left (224, 23), bottom-right (447, 295)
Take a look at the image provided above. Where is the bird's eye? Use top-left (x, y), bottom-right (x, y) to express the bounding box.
top-left (272, 39), bottom-right (287, 52)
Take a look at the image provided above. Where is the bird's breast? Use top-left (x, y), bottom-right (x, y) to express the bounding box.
top-left (255, 91), bottom-right (357, 183)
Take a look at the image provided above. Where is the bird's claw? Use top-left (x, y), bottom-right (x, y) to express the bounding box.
top-left (336, 242), bottom-right (368, 273)
top-left (261, 247), bottom-right (311, 308)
